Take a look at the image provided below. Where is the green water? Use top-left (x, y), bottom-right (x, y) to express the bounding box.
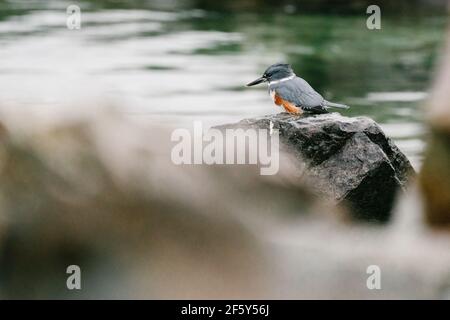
top-left (0, 1), bottom-right (448, 168)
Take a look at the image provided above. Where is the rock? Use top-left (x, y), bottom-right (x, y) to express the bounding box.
top-left (215, 113), bottom-right (415, 222)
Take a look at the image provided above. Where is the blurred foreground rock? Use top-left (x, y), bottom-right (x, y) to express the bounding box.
top-left (216, 113), bottom-right (414, 222)
top-left (420, 30), bottom-right (450, 226)
top-left (0, 110), bottom-right (316, 299)
top-left (0, 109), bottom-right (448, 299)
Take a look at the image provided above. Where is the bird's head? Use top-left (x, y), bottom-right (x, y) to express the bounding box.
top-left (246, 63), bottom-right (294, 86)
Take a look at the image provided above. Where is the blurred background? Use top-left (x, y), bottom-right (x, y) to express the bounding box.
top-left (0, 0), bottom-right (448, 169)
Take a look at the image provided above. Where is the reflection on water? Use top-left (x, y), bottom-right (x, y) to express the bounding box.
top-left (0, 1), bottom-right (447, 169)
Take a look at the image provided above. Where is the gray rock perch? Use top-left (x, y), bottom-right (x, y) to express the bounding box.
top-left (216, 113), bottom-right (415, 222)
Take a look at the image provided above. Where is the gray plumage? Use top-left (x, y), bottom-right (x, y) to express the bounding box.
top-left (269, 76), bottom-right (349, 113)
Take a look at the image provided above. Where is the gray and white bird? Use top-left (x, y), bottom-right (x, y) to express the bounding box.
top-left (246, 63), bottom-right (349, 114)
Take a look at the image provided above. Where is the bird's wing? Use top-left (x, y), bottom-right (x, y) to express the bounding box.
top-left (271, 77), bottom-right (324, 109)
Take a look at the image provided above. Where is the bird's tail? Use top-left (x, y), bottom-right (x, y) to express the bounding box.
top-left (325, 100), bottom-right (350, 109)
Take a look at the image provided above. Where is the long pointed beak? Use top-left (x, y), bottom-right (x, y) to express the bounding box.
top-left (246, 76), bottom-right (266, 87)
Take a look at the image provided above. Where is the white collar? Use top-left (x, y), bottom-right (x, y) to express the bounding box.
top-left (268, 74), bottom-right (295, 85)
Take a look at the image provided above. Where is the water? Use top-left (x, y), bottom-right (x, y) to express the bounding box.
top-left (0, 1), bottom-right (447, 169)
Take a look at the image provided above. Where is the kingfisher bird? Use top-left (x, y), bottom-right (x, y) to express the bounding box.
top-left (246, 63), bottom-right (349, 114)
